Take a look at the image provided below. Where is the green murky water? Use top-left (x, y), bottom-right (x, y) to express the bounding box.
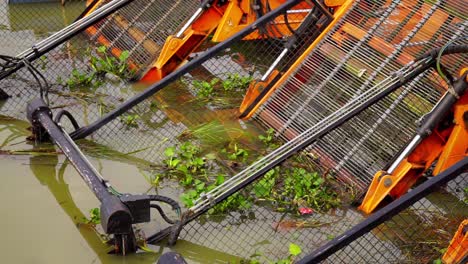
top-left (0, 3), bottom-right (246, 262)
top-left (0, 117), bottom-right (244, 263)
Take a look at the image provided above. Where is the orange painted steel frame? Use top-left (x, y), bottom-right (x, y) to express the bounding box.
top-left (359, 73), bottom-right (468, 214)
top-left (239, 0), bottom-right (464, 119)
top-left (443, 219), bottom-right (468, 264)
top-left (141, 0), bottom-right (312, 83)
top-left (239, 0), bottom-right (351, 118)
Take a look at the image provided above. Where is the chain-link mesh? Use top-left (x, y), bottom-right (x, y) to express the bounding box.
top-left (0, 0), bottom-right (466, 263)
top-left (312, 173), bottom-right (468, 264)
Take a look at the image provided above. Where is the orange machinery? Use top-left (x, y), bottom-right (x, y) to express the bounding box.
top-left (81, 0), bottom-right (349, 83)
top-left (359, 70), bottom-right (467, 214)
top-left (140, 0), bottom-right (347, 82)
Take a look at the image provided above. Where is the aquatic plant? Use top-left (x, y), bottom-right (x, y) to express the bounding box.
top-left (90, 46), bottom-right (133, 79)
top-left (222, 142), bottom-right (249, 162)
top-left (192, 73), bottom-right (252, 99)
top-left (253, 165), bottom-right (340, 213)
top-left (120, 113), bottom-right (140, 128)
top-left (258, 127), bottom-right (279, 149)
top-left (247, 243), bottom-right (302, 264)
top-left (180, 174), bottom-right (251, 213)
top-left (84, 207), bottom-right (101, 225)
top-left (162, 142), bottom-right (211, 186)
top-left (65, 68), bottom-right (102, 90)
top-left (193, 78), bottom-right (219, 98)
top-left (179, 120), bottom-right (242, 146)
top-left (222, 73), bottom-right (252, 92)
top-left (63, 45), bottom-right (133, 90)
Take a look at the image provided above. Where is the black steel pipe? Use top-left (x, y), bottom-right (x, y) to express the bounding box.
top-left (27, 98), bottom-right (133, 235)
top-left (70, 0), bottom-right (304, 139)
top-left (0, 0), bottom-right (134, 83)
top-left (297, 157), bottom-right (468, 264)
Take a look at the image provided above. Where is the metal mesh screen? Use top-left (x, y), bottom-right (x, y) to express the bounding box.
top-left (252, 0), bottom-right (467, 191)
top-left (314, 173), bottom-right (468, 264)
top-left (0, 1), bottom-right (466, 263)
top-left (82, 0), bottom-right (199, 78)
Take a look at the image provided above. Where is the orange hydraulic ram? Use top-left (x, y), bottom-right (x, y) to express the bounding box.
top-left (359, 70), bottom-right (468, 214)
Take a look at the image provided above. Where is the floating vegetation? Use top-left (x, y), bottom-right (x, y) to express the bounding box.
top-left (62, 45), bottom-right (133, 90)
top-left (120, 113), bottom-right (141, 128)
top-left (179, 120), bottom-right (244, 146)
top-left (171, 127), bottom-right (341, 215)
top-left (246, 243), bottom-right (302, 264)
top-left (191, 73), bottom-right (253, 108)
top-left (84, 207), bottom-right (101, 225)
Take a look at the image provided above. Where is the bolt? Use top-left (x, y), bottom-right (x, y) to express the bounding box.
top-left (383, 178), bottom-right (392, 187)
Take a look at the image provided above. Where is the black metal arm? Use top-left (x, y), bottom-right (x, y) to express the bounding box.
top-left (26, 97), bottom-right (180, 254)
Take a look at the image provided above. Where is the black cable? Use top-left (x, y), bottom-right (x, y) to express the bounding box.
top-left (148, 194), bottom-right (181, 212)
top-left (22, 59), bottom-right (50, 104)
top-left (416, 44), bottom-right (468, 62)
top-left (150, 204), bottom-right (176, 225)
top-left (0, 54), bottom-right (50, 104)
top-left (54, 109), bottom-right (81, 130)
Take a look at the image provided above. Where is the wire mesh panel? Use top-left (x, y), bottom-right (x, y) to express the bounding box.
top-left (82, 0), bottom-right (200, 78)
top-left (310, 172), bottom-right (468, 264)
top-left (252, 0), bottom-right (467, 191)
top-left (0, 0), bottom-right (466, 263)
top-left (0, 1), bottom-right (87, 55)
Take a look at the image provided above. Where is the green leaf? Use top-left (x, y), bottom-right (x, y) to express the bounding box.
top-left (289, 243), bottom-right (301, 256)
top-left (216, 174), bottom-right (225, 185)
top-left (164, 147), bottom-right (176, 157)
top-left (205, 153), bottom-right (216, 160)
top-left (119, 50), bottom-right (130, 62)
top-left (97, 46), bottom-right (106, 53)
top-left (170, 159), bottom-right (181, 168)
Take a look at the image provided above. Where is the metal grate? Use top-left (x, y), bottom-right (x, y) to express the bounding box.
top-left (0, 1), bottom-right (466, 263)
top-left (81, 0), bottom-right (199, 78)
top-left (252, 0), bottom-right (467, 191)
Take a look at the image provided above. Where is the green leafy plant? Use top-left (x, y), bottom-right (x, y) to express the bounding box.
top-left (162, 142), bottom-right (209, 186)
top-left (180, 174), bottom-right (251, 213)
top-left (253, 169), bottom-right (277, 198)
top-left (282, 168), bottom-right (340, 212)
top-left (252, 165), bottom-right (340, 213)
top-left (222, 73), bottom-right (252, 92)
top-left (223, 142), bottom-right (249, 162)
top-left (258, 128), bottom-right (279, 149)
top-left (65, 68), bottom-right (102, 89)
top-left (120, 113), bottom-right (140, 128)
top-left (193, 78), bottom-right (220, 98)
top-left (90, 46), bottom-right (133, 79)
top-left (85, 207), bottom-right (101, 225)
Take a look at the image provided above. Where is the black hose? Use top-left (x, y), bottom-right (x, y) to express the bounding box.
top-left (416, 44), bottom-right (468, 61)
top-left (1, 55), bottom-right (50, 103)
top-left (150, 204), bottom-right (176, 225)
top-left (54, 109), bottom-right (81, 130)
top-left (148, 194), bottom-right (181, 212)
